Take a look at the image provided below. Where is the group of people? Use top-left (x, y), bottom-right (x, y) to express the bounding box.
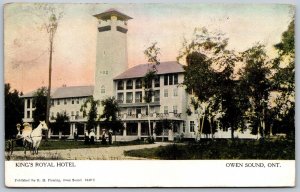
top-left (82, 129), bottom-right (113, 145)
top-left (84, 129), bottom-right (96, 144)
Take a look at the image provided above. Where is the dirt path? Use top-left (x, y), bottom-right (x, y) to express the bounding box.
top-left (8, 142), bottom-right (170, 160)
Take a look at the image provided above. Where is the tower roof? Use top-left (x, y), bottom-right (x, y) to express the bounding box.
top-left (93, 8), bottom-right (132, 21)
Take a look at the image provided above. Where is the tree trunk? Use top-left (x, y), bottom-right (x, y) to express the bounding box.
top-left (147, 104), bottom-right (152, 139)
top-left (231, 126), bottom-right (234, 140)
top-left (46, 37), bottom-right (53, 140)
top-left (209, 118), bottom-right (214, 140)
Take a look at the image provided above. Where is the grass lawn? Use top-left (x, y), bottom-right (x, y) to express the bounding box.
top-left (8, 139), bottom-right (147, 151)
top-left (124, 139), bottom-right (295, 160)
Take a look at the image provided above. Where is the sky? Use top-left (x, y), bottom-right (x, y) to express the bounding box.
top-left (4, 3), bottom-right (294, 93)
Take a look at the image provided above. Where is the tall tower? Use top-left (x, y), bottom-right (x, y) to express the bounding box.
top-left (93, 8), bottom-right (132, 103)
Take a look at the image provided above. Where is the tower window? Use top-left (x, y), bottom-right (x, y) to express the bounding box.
top-left (101, 85), bottom-right (105, 93)
top-left (173, 88), bottom-right (178, 97)
top-left (173, 105), bottom-right (178, 114)
top-left (116, 26), bottom-right (128, 34)
top-left (98, 25), bottom-right (111, 32)
top-left (164, 89), bottom-right (168, 97)
top-left (164, 106), bottom-right (168, 114)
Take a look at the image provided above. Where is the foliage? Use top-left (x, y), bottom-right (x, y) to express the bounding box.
top-left (100, 97), bottom-right (124, 138)
top-left (143, 42), bottom-right (161, 138)
top-left (125, 139), bottom-right (295, 160)
top-left (5, 84), bottom-right (24, 139)
top-left (179, 27), bottom-right (240, 140)
top-left (271, 19), bottom-right (295, 138)
top-left (154, 119), bottom-right (173, 136)
top-left (80, 97), bottom-right (99, 131)
top-left (32, 87), bottom-right (48, 127)
top-left (52, 112), bottom-right (70, 136)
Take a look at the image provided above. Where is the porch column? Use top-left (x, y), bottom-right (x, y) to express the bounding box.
top-left (153, 122), bottom-right (157, 140)
top-left (137, 122), bottom-right (141, 139)
top-left (70, 124), bottom-right (73, 136)
top-left (123, 122), bottom-right (127, 136)
top-left (168, 123), bottom-right (174, 141)
top-left (48, 129), bottom-right (51, 139)
top-left (96, 124), bottom-right (100, 140)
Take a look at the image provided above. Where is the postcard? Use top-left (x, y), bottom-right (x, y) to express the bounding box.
top-left (4, 3), bottom-right (295, 187)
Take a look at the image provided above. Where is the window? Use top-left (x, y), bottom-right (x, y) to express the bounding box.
top-left (190, 121), bottom-right (195, 132)
top-left (173, 88), bottom-right (178, 97)
top-left (145, 80), bottom-right (152, 89)
top-left (51, 112), bottom-right (54, 119)
top-left (76, 99), bottom-right (80, 104)
top-left (126, 80), bottom-right (133, 89)
top-left (135, 92), bottom-right (142, 103)
top-left (164, 75), bottom-right (168, 85)
top-left (51, 100), bottom-right (54, 106)
top-left (173, 105), bottom-right (178, 114)
top-left (164, 89), bottom-right (168, 97)
top-left (76, 111), bottom-right (79, 119)
top-left (154, 90), bottom-right (160, 102)
top-left (64, 99), bottom-right (67, 105)
top-left (64, 111), bottom-right (67, 116)
top-left (155, 107), bottom-right (160, 114)
top-left (57, 99), bottom-right (60, 105)
top-left (174, 74), bottom-right (178, 84)
top-left (145, 107), bottom-right (149, 115)
top-left (136, 108), bottom-right (141, 118)
top-left (135, 78), bottom-right (142, 89)
top-left (126, 92), bottom-right (133, 103)
top-left (128, 108), bottom-right (132, 115)
top-left (26, 111), bottom-right (30, 118)
top-left (154, 76), bottom-right (160, 87)
top-left (117, 81), bottom-right (124, 90)
top-left (117, 93), bottom-right (124, 103)
top-left (72, 99), bottom-right (74, 104)
top-left (183, 121), bottom-right (186, 133)
top-left (169, 74), bottom-right (173, 85)
top-left (71, 111), bottom-right (74, 117)
top-left (164, 106), bottom-right (168, 114)
top-left (101, 85), bottom-right (105, 93)
top-left (27, 99), bottom-right (30, 108)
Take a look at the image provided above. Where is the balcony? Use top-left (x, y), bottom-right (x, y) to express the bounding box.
top-left (118, 113), bottom-right (182, 120)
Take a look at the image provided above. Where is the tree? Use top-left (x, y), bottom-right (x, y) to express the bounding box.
top-left (32, 87), bottom-right (48, 128)
top-left (239, 44), bottom-right (271, 138)
top-left (100, 97), bottom-right (124, 142)
top-left (5, 84), bottom-right (23, 139)
top-left (33, 4), bottom-right (63, 131)
top-left (271, 18), bottom-right (295, 138)
top-left (52, 112), bottom-right (70, 139)
top-left (178, 27), bottom-right (240, 140)
top-left (81, 97), bottom-right (100, 132)
top-left (143, 42), bottom-right (160, 140)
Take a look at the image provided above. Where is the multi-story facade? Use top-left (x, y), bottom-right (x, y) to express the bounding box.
top-left (21, 8), bottom-right (258, 141)
top-left (113, 61), bottom-right (187, 141)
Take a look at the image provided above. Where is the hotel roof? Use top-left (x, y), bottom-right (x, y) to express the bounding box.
top-left (114, 61), bottom-right (184, 80)
top-left (21, 86), bottom-right (94, 99)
